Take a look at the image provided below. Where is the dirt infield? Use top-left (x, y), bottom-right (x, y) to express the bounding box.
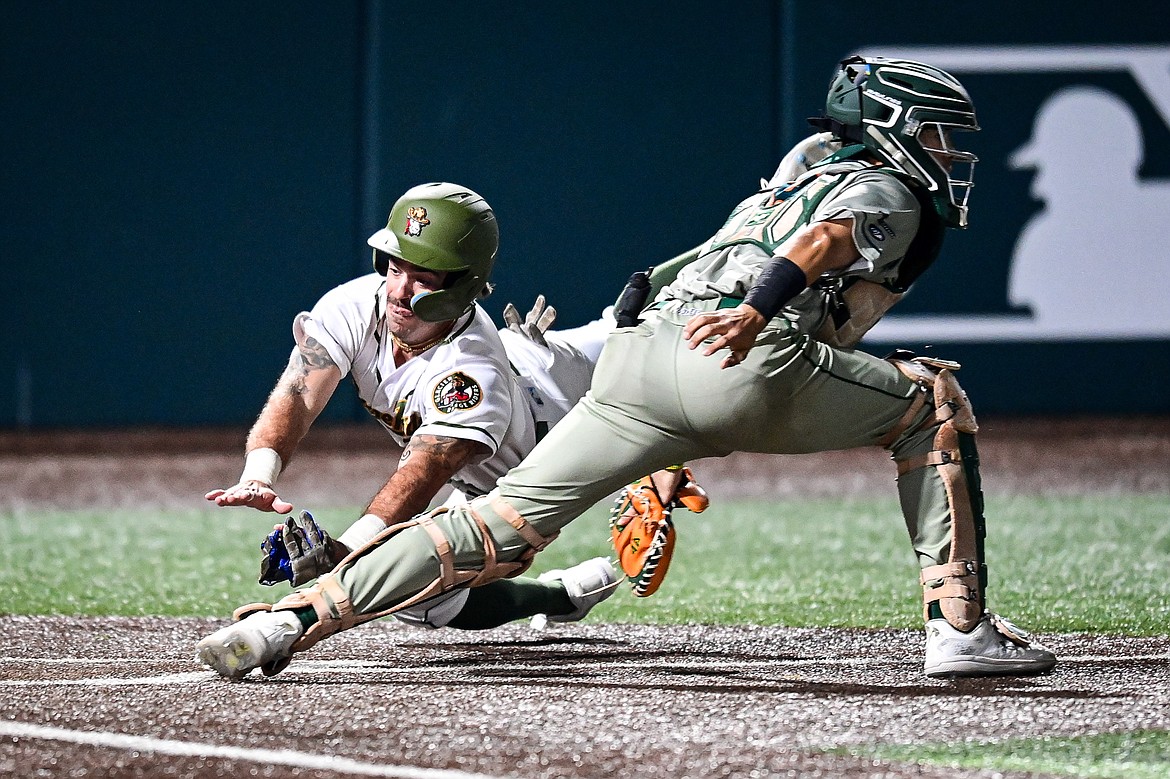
top-left (2, 617), bottom-right (1168, 778)
top-left (2, 418), bottom-right (1169, 777)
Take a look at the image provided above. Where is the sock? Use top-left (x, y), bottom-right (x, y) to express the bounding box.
top-left (293, 605), bottom-right (317, 632)
top-left (446, 578), bottom-right (574, 631)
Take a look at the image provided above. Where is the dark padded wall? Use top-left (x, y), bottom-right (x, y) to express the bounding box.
top-left (4, 4), bottom-right (361, 426)
top-left (4, 2), bottom-right (1168, 427)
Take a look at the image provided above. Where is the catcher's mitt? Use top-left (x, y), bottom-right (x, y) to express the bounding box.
top-left (609, 467), bottom-right (709, 597)
top-left (259, 510), bottom-right (339, 587)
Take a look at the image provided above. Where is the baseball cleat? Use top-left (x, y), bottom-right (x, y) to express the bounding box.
top-left (923, 612), bottom-right (1057, 678)
top-left (195, 610), bottom-right (303, 680)
top-left (538, 557), bottom-right (620, 623)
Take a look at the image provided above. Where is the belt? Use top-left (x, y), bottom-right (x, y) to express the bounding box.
top-left (649, 295), bottom-right (744, 312)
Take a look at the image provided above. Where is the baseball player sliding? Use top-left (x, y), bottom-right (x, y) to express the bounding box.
top-left (198, 55), bottom-right (1056, 680)
top-left (202, 182), bottom-right (707, 633)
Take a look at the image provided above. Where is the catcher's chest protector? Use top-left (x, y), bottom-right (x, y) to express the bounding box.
top-left (702, 164), bottom-right (900, 347)
top-left (704, 170), bottom-right (847, 257)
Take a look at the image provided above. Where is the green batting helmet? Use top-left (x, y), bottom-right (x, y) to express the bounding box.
top-left (367, 182), bottom-right (499, 322)
top-left (814, 55), bottom-right (980, 228)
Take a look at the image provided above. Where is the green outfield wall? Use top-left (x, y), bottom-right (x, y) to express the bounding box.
top-left (4, 2), bottom-right (1168, 427)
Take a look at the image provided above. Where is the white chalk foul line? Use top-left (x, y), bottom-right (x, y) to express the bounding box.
top-left (0, 720), bottom-right (508, 779)
top-left (0, 658), bottom-right (162, 664)
top-left (0, 671), bottom-right (210, 687)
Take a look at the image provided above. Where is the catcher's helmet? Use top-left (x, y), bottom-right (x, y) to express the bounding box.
top-left (367, 182), bottom-right (499, 322)
top-left (814, 55), bottom-right (980, 228)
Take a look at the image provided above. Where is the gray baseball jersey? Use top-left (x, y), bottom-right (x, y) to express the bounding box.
top-left (663, 160), bottom-right (920, 336)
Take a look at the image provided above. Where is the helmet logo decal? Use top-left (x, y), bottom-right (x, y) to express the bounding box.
top-left (404, 206), bottom-right (430, 237)
top-left (432, 371), bottom-right (482, 413)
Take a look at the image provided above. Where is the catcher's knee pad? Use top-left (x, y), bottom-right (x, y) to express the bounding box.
top-left (315, 497), bottom-right (559, 627)
top-left (885, 352), bottom-right (986, 632)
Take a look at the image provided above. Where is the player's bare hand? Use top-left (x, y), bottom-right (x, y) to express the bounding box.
top-left (204, 481), bottom-right (294, 514)
top-left (682, 305), bottom-right (767, 369)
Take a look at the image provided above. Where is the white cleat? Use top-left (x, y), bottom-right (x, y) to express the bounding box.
top-left (538, 557), bottom-right (620, 623)
top-left (195, 610), bottom-right (303, 680)
top-left (924, 612), bottom-right (1057, 678)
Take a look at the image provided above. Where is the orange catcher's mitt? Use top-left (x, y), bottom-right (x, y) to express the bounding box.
top-left (609, 466), bottom-right (709, 597)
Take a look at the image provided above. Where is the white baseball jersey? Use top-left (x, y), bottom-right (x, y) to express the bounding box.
top-left (298, 273), bottom-right (540, 498)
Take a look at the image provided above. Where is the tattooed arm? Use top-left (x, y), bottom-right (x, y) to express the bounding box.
top-left (245, 335), bottom-right (343, 464)
top-left (363, 434), bottom-right (490, 524)
top-left (205, 321), bottom-right (342, 512)
top-left (265, 433), bottom-right (489, 569)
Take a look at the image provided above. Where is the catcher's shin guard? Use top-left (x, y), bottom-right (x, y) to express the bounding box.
top-left (239, 496), bottom-right (561, 673)
top-left (885, 354), bottom-right (986, 632)
top-left (229, 576), bottom-right (355, 677)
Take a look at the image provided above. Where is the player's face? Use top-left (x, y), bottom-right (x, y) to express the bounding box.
top-left (383, 256), bottom-right (448, 333)
top-left (919, 125), bottom-right (954, 172)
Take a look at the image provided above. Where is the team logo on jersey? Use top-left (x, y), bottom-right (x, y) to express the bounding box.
top-left (432, 371), bottom-right (482, 413)
top-left (360, 394), bottom-right (421, 438)
top-left (404, 206), bottom-right (430, 237)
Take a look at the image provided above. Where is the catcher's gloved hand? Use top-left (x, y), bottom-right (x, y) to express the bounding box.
top-left (502, 294), bottom-right (557, 348)
top-left (259, 510), bottom-right (341, 587)
top-left (609, 467), bottom-right (709, 597)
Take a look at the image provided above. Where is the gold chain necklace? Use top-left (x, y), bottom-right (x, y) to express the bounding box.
top-left (390, 324), bottom-right (453, 356)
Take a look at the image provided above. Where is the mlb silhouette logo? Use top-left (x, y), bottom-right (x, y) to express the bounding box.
top-left (852, 46), bottom-right (1170, 344)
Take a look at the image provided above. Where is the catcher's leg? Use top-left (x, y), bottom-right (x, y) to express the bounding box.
top-left (883, 356), bottom-right (985, 631)
top-left (196, 502), bottom-right (559, 679)
top-left (198, 522), bottom-right (443, 679)
top-left (882, 354), bottom-right (1055, 677)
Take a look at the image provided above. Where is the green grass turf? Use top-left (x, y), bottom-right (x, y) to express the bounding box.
top-left (1, 495), bottom-right (1168, 632)
top-left (848, 729), bottom-right (1170, 779)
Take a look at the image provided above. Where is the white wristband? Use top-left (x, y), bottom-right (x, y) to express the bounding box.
top-left (240, 447), bottom-right (283, 486)
top-left (337, 514), bottom-right (387, 551)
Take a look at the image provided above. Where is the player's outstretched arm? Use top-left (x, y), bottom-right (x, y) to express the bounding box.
top-left (206, 317), bottom-right (342, 513)
top-left (363, 434), bottom-right (489, 525)
top-left (253, 434), bottom-right (488, 587)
